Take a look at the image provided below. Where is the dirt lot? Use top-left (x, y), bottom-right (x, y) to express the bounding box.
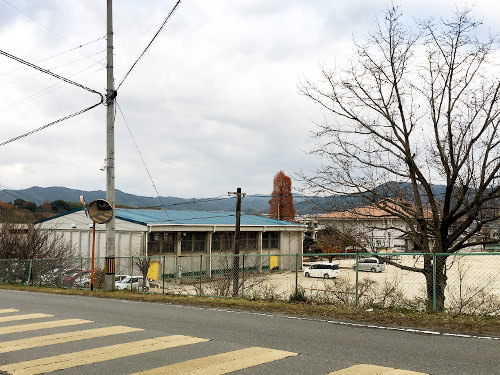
top-left (152, 254), bottom-right (500, 313)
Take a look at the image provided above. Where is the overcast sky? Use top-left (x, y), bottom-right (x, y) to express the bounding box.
top-left (0, 1), bottom-right (499, 200)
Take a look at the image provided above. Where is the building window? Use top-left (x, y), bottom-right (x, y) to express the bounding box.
top-left (239, 232), bottom-right (258, 250)
top-left (212, 232), bottom-right (234, 252)
top-left (162, 233), bottom-right (175, 253)
top-left (212, 231), bottom-right (259, 251)
top-left (148, 232), bottom-right (175, 254)
top-left (262, 231), bottom-right (280, 249)
top-left (181, 232), bottom-right (206, 253)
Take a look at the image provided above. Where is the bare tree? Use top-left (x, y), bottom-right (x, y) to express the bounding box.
top-left (0, 221), bottom-right (74, 260)
top-left (300, 6), bottom-right (500, 311)
top-left (134, 256), bottom-right (151, 291)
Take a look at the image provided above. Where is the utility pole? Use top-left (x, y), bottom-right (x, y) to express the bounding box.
top-left (228, 188), bottom-right (245, 296)
top-left (104, 0), bottom-right (116, 291)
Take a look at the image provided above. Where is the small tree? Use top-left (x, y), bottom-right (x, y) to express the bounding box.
top-left (51, 200), bottom-right (70, 213)
top-left (268, 171), bottom-right (296, 221)
top-left (134, 257), bottom-right (151, 291)
top-left (40, 200), bottom-right (53, 212)
top-left (0, 221), bottom-right (74, 260)
top-left (311, 227), bottom-right (357, 261)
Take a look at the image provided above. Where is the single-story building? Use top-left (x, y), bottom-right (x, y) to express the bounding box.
top-left (36, 208), bottom-right (307, 277)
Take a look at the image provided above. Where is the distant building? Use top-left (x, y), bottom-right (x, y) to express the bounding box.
top-left (310, 201), bottom-right (435, 252)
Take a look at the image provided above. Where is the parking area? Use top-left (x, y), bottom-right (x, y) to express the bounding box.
top-left (148, 254), bottom-right (500, 313)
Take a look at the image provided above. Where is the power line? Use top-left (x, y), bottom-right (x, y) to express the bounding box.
top-left (137, 213), bottom-right (237, 224)
top-left (0, 49), bottom-right (102, 96)
top-left (0, 49), bottom-right (106, 88)
top-left (0, 59), bottom-right (106, 113)
top-left (0, 101), bottom-right (103, 148)
top-left (0, 35), bottom-right (106, 79)
top-left (115, 100), bottom-right (170, 220)
top-left (0, 185), bottom-right (39, 204)
top-left (1, 0), bottom-right (66, 41)
top-left (0, 49), bottom-right (104, 147)
top-left (116, 0), bottom-right (182, 90)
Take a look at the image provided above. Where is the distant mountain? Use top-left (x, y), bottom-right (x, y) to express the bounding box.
top-left (0, 183), bottom-right (448, 215)
top-left (0, 186), bottom-right (274, 214)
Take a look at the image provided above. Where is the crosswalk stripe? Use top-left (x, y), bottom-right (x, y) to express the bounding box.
top-left (327, 364), bottom-right (429, 374)
top-left (0, 335), bottom-right (209, 375)
top-left (0, 319), bottom-right (92, 335)
top-left (130, 346), bottom-right (298, 375)
top-left (0, 326), bottom-right (143, 353)
top-left (0, 314), bottom-right (53, 323)
top-left (0, 309), bottom-right (19, 314)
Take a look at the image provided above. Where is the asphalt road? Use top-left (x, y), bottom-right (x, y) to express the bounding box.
top-left (0, 289), bottom-right (498, 374)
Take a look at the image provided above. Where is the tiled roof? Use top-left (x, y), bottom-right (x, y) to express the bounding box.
top-left (115, 209), bottom-right (302, 227)
top-left (316, 200), bottom-right (431, 220)
top-left (317, 205), bottom-right (395, 219)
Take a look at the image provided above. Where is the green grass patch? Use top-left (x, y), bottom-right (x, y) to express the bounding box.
top-left (1, 284), bottom-right (499, 337)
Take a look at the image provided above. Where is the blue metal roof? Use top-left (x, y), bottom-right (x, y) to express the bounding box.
top-left (115, 209), bottom-right (301, 227)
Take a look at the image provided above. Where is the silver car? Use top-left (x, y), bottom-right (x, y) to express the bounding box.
top-left (353, 257), bottom-right (386, 273)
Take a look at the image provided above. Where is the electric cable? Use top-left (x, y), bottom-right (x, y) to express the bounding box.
top-left (0, 49), bottom-right (106, 88)
top-left (116, 100), bottom-right (170, 220)
top-left (0, 60), bottom-right (106, 113)
top-left (0, 49), bottom-right (104, 147)
top-left (1, 0), bottom-right (66, 41)
top-left (0, 35), bottom-right (106, 79)
top-left (116, 0), bottom-right (182, 90)
top-left (0, 49), bottom-right (102, 96)
top-left (0, 102), bottom-right (103, 148)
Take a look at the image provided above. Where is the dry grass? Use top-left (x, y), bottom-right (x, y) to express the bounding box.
top-left (1, 284), bottom-right (499, 337)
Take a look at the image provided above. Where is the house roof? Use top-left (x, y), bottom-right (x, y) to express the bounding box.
top-left (316, 200), bottom-right (432, 220)
top-left (37, 208), bottom-right (303, 228)
top-left (115, 209), bottom-right (301, 227)
top-left (317, 205), bottom-right (396, 219)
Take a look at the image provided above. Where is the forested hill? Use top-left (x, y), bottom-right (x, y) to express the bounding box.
top-left (0, 184), bottom-right (447, 216)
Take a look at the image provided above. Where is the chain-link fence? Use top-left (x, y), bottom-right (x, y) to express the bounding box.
top-left (2, 252), bottom-right (500, 314)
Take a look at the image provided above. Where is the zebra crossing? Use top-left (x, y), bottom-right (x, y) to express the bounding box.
top-left (0, 307), bottom-right (297, 375)
top-left (0, 307), bottom-right (428, 375)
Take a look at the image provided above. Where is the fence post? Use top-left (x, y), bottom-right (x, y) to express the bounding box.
top-left (355, 253), bottom-right (359, 307)
top-left (432, 253), bottom-right (437, 312)
top-left (199, 254), bottom-right (203, 296)
top-left (241, 254), bottom-right (245, 299)
top-left (295, 253), bottom-right (298, 298)
top-left (131, 256), bottom-right (134, 277)
top-left (27, 259), bottom-right (32, 286)
top-left (162, 255), bottom-right (165, 295)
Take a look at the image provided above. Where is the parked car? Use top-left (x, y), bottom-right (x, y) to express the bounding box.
top-left (61, 270), bottom-right (90, 287)
top-left (304, 262), bottom-right (340, 279)
top-left (353, 257), bottom-right (386, 273)
top-left (74, 273), bottom-right (91, 288)
top-left (115, 274), bottom-right (129, 283)
top-left (115, 276), bottom-right (149, 291)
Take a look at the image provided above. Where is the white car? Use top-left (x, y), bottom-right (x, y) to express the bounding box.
top-left (115, 276), bottom-right (150, 291)
top-left (304, 262), bottom-right (340, 279)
